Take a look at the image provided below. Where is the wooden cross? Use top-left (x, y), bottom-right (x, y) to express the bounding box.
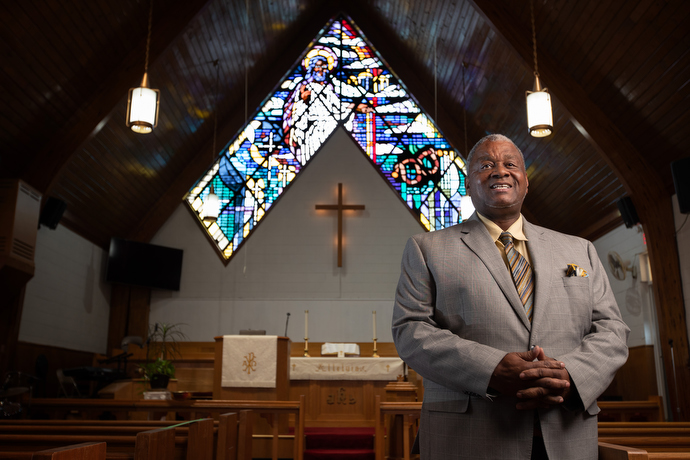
top-left (315, 183), bottom-right (365, 267)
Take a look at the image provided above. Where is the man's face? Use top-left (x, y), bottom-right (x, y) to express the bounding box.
top-left (313, 59), bottom-right (327, 81)
top-left (466, 140), bottom-right (529, 223)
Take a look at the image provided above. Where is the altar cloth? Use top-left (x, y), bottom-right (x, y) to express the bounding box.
top-left (290, 357), bottom-right (404, 380)
top-left (222, 335), bottom-right (277, 387)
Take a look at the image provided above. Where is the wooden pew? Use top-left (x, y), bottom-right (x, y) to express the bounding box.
top-left (0, 418), bottom-right (215, 460)
top-left (32, 442), bottom-right (107, 460)
top-left (27, 397), bottom-right (305, 460)
top-left (598, 421), bottom-right (690, 455)
top-left (599, 442), bottom-right (690, 460)
top-left (597, 437), bottom-right (690, 454)
top-left (599, 427), bottom-right (690, 438)
top-left (0, 442), bottom-right (106, 460)
top-left (216, 411), bottom-right (252, 460)
top-left (0, 414), bottom-right (256, 460)
top-left (598, 396), bottom-right (664, 422)
top-left (372, 400), bottom-right (689, 460)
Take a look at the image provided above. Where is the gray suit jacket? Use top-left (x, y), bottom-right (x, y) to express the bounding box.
top-left (392, 214), bottom-right (629, 460)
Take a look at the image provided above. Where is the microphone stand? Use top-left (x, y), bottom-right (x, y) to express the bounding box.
top-left (284, 313), bottom-right (291, 337)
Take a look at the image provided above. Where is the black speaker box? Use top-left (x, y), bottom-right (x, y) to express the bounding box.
top-left (39, 197), bottom-right (67, 229)
top-left (671, 157), bottom-right (690, 214)
top-left (617, 196), bottom-right (639, 228)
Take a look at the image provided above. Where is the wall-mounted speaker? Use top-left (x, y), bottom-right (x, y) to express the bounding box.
top-left (617, 196), bottom-right (640, 228)
top-left (671, 157), bottom-right (690, 214)
top-left (39, 197), bottom-right (67, 230)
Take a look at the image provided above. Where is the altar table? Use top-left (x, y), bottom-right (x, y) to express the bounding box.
top-left (288, 357), bottom-right (407, 427)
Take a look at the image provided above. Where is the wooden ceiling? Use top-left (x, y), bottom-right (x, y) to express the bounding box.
top-left (2, 0), bottom-right (689, 248)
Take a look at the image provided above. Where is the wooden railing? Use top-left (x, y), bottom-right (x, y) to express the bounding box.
top-left (374, 396), bottom-right (421, 460)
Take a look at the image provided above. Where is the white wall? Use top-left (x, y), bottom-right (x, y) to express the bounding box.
top-left (148, 127), bottom-right (423, 343)
top-left (593, 224), bottom-right (656, 348)
top-left (18, 129), bottom-right (689, 359)
top-left (19, 224), bottom-right (111, 354)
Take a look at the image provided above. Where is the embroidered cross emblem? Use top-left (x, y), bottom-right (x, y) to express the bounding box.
top-left (243, 352), bottom-right (257, 374)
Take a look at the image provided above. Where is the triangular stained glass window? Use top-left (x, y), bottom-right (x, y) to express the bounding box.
top-left (186, 14), bottom-right (469, 261)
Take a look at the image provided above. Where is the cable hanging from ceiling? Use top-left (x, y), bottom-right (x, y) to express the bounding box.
top-left (126, 0), bottom-right (160, 134)
top-left (525, 0), bottom-right (553, 138)
top-left (202, 60), bottom-right (221, 223)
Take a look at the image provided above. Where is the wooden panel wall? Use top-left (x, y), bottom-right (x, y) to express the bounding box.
top-left (601, 345), bottom-right (659, 402)
top-left (14, 341), bottom-right (96, 398)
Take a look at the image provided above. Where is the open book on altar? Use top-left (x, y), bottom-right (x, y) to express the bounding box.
top-left (321, 342), bottom-right (360, 357)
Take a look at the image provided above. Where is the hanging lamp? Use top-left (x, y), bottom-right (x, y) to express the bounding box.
top-left (203, 60), bottom-right (221, 223)
top-left (126, 0), bottom-right (160, 134)
top-left (525, 0), bottom-right (553, 137)
top-left (460, 61), bottom-right (476, 219)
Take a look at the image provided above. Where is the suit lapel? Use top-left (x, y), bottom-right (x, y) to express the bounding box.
top-left (460, 215), bottom-right (531, 331)
top-left (523, 220), bottom-right (553, 331)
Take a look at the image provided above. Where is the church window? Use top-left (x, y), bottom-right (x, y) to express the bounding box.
top-left (186, 15), bottom-right (468, 261)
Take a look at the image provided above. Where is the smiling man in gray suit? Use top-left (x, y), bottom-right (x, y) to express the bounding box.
top-left (392, 134), bottom-right (629, 460)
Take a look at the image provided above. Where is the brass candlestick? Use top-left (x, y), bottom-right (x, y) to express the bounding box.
top-left (303, 338), bottom-right (310, 357)
top-left (372, 338), bottom-right (379, 358)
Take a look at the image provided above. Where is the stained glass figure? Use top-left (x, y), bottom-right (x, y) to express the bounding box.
top-left (186, 15), bottom-right (468, 261)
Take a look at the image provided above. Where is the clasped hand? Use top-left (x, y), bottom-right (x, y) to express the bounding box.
top-left (488, 346), bottom-right (571, 410)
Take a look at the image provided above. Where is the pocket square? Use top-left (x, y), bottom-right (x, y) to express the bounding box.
top-left (566, 264), bottom-right (588, 277)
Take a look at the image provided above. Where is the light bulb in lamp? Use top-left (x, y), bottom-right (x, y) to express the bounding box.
top-left (126, 72), bottom-right (160, 134)
top-left (525, 73), bottom-right (553, 138)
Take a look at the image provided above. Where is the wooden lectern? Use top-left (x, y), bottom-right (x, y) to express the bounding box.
top-left (214, 336), bottom-right (292, 459)
top-left (213, 336), bottom-right (290, 400)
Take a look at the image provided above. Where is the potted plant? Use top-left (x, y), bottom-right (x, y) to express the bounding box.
top-left (140, 323), bottom-right (187, 390)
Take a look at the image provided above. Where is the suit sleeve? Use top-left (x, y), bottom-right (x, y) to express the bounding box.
top-left (391, 235), bottom-right (507, 397)
top-left (557, 240), bottom-right (630, 411)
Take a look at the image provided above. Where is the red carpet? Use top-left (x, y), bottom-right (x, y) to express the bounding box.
top-left (303, 427), bottom-right (375, 460)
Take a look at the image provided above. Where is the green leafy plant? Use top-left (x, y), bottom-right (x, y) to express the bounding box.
top-left (140, 357), bottom-right (176, 379)
top-left (139, 323), bottom-right (188, 386)
top-left (147, 323), bottom-right (188, 362)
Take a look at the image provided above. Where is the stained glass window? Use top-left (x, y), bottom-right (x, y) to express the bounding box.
top-left (186, 14), bottom-right (469, 261)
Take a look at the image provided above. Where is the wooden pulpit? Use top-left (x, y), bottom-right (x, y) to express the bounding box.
top-left (213, 336), bottom-right (290, 401)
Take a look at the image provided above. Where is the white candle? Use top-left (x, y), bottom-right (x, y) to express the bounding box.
top-left (305, 310), bottom-right (309, 339)
top-left (373, 310), bottom-right (377, 340)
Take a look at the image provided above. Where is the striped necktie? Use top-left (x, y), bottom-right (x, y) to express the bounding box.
top-left (499, 232), bottom-right (534, 322)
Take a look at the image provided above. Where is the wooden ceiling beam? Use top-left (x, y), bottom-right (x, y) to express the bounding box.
top-left (20, 0), bottom-right (213, 197)
top-left (470, 0), bottom-right (690, 421)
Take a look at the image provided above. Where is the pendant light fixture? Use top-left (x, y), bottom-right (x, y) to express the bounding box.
top-left (525, 0), bottom-right (553, 138)
top-left (126, 0), bottom-right (160, 134)
top-left (460, 61), bottom-right (476, 219)
top-left (203, 60), bottom-right (221, 223)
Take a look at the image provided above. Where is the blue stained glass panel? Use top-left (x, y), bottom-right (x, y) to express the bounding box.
top-left (186, 15), bottom-right (468, 260)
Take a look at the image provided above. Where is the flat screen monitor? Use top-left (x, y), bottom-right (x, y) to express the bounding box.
top-left (105, 238), bottom-right (183, 291)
